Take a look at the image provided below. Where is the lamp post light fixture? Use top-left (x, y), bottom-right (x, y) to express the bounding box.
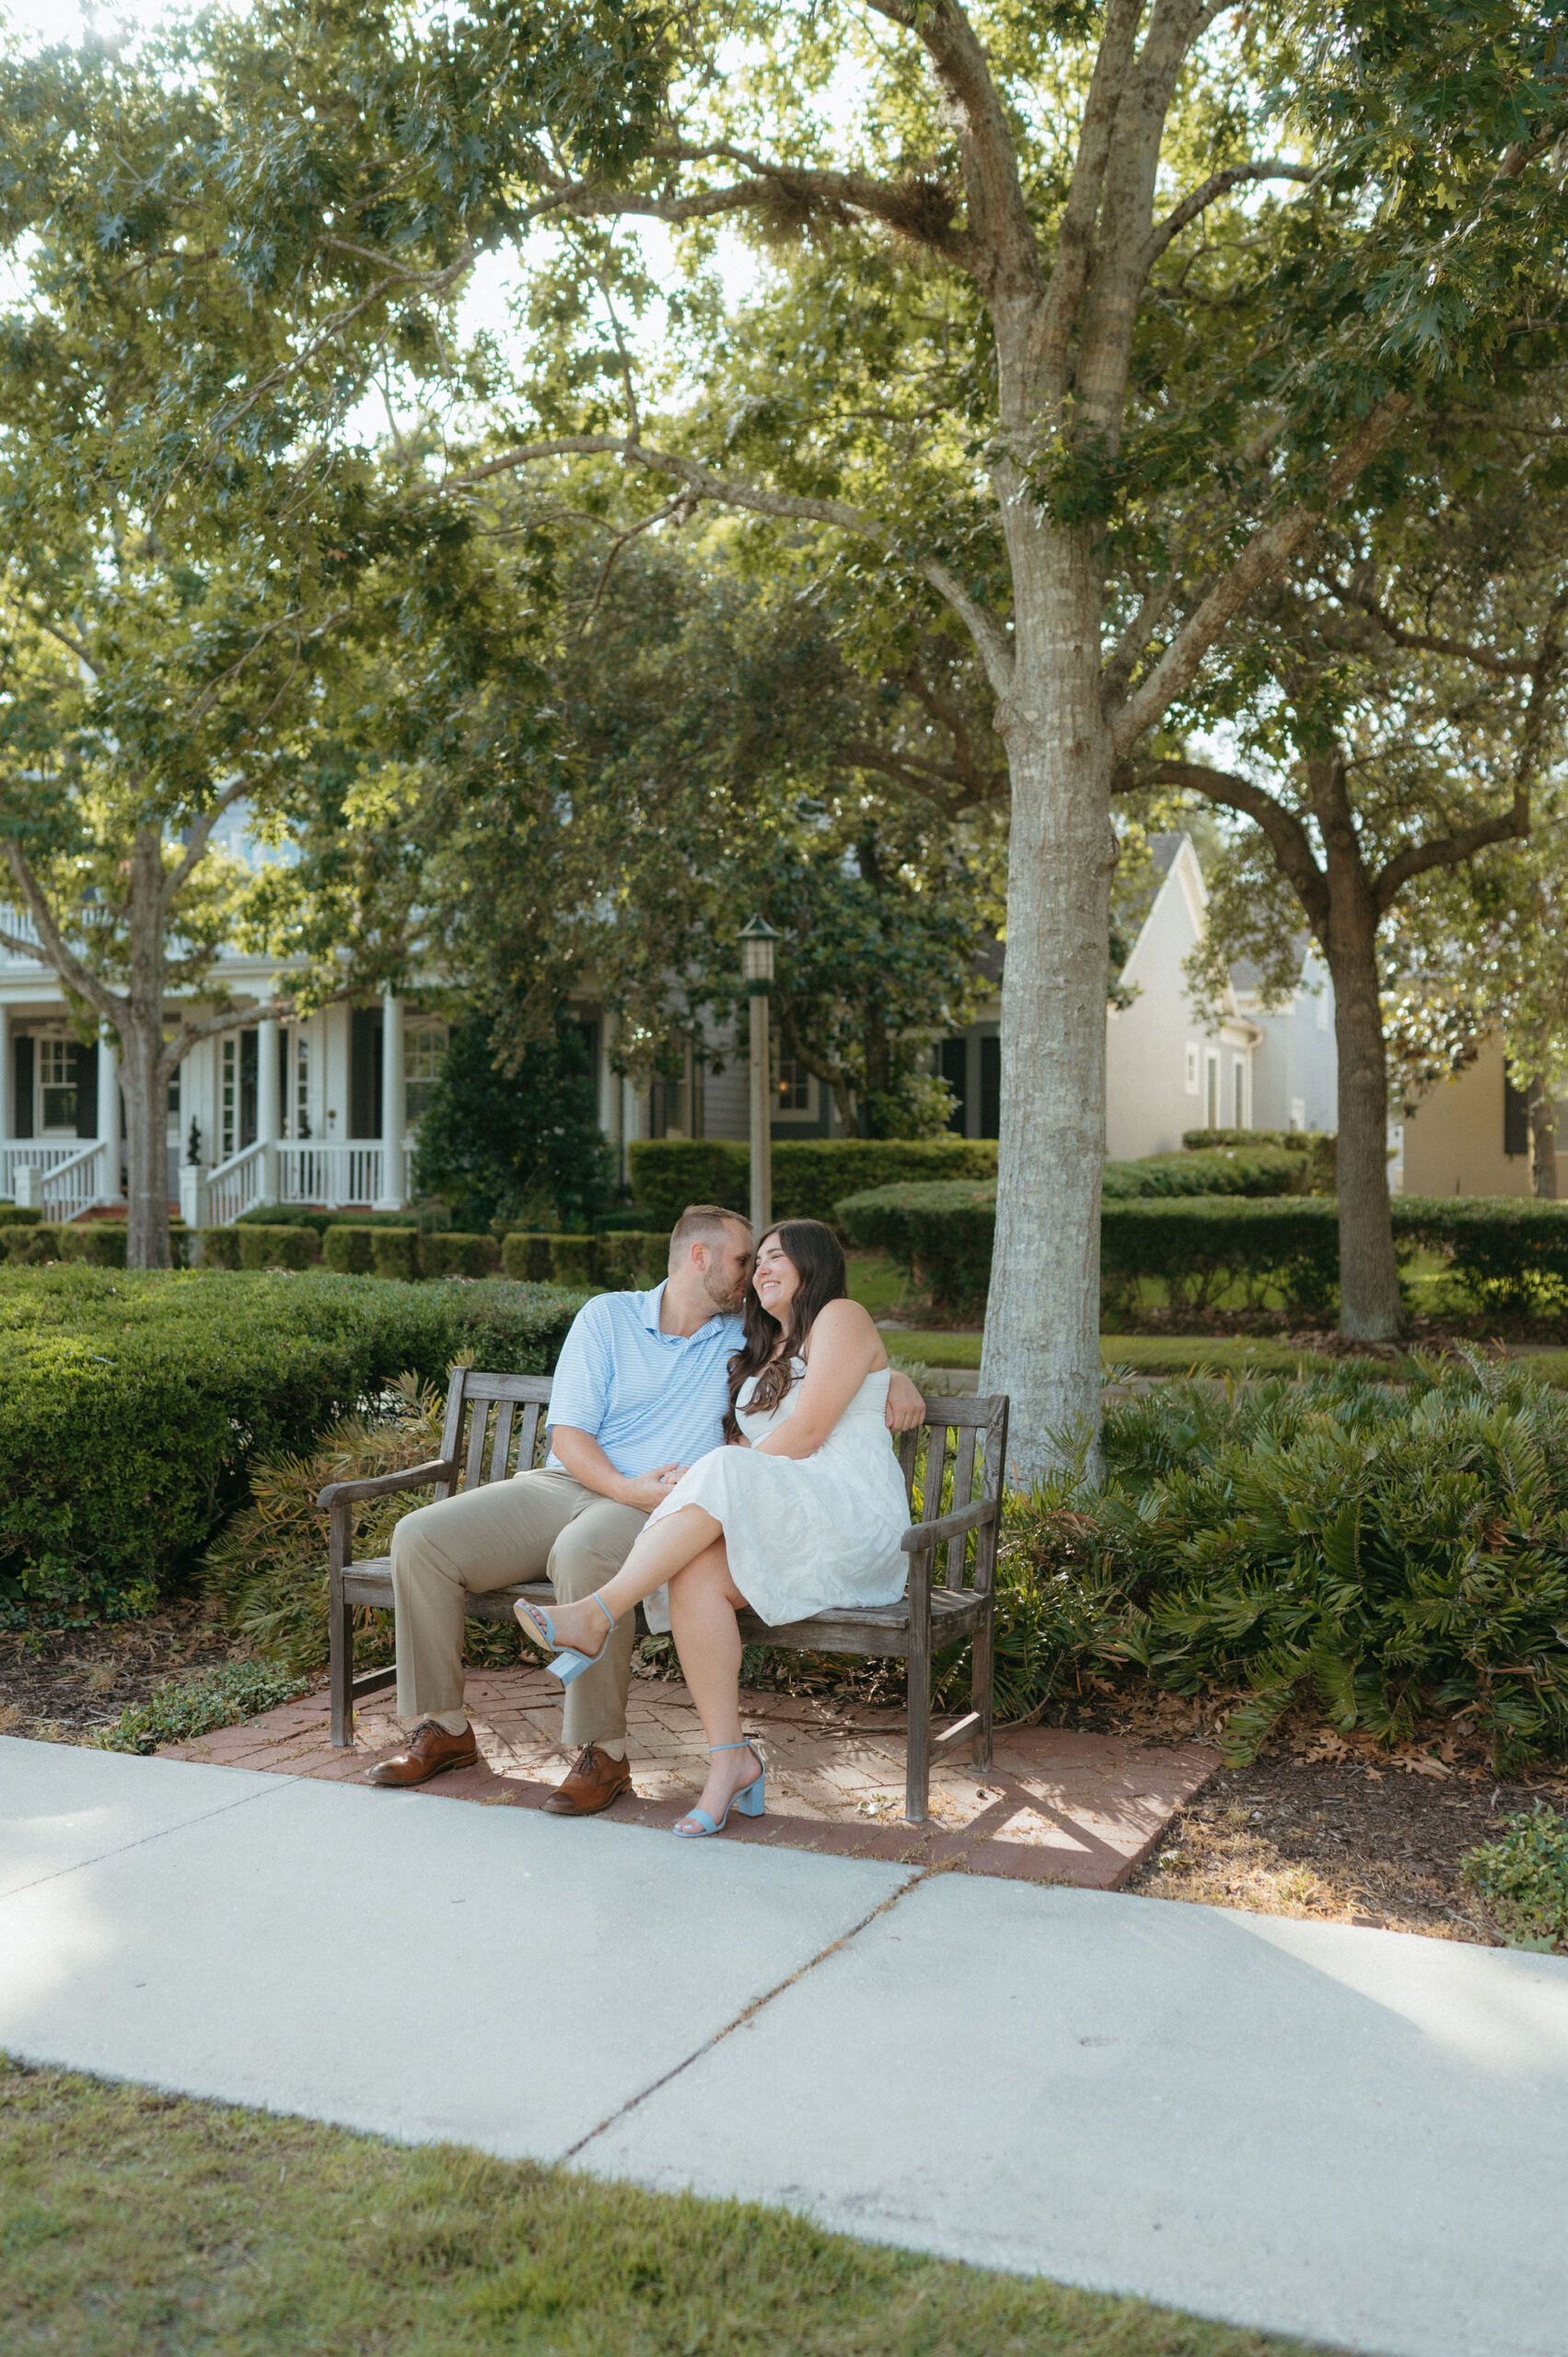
top-left (738, 915), bottom-right (779, 1237)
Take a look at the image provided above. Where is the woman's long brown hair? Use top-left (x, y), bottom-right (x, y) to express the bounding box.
top-left (724, 1220), bottom-right (847, 1441)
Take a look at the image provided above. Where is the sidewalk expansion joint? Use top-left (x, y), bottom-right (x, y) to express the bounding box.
top-left (0, 1778), bottom-right (290, 1903)
top-left (557, 1868), bottom-right (930, 2165)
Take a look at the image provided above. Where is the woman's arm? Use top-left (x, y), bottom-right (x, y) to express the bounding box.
top-left (752, 1299), bottom-right (886, 1461)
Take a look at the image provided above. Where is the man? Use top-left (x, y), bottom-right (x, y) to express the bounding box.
top-left (368, 1202), bottom-right (924, 1814)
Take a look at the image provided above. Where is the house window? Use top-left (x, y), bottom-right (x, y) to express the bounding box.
top-left (1232, 1057), bottom-right (1247, 1129)
top-left (776, 1057), bottom-right (813, 1115)
top-left (38, 1037), bottom-right (77, 1132)
top-left (1204, 1050), bottom-right (1220, 1130)
top-left (220, 1036), bottom-right (238, 1160)
top-left (404, 1021), bottom-right (447, 1125)
top-left (1289, 1097), bottom-right (1306, 1132)
top-left (291, 1029), bottom-right (311, 1140)
top-left (1184, 1042), bottom-right (1201, 1095)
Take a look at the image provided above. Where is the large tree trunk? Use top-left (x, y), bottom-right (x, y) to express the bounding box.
top-left (1527, 1076), bottom-right (1558, 1198)
top-left (980, 517), bottom-right (1112, 1482)
top-left (123, 826), bottom-right (172, 1270)
top-left (1324, 919), bottom-right (1400, 1341)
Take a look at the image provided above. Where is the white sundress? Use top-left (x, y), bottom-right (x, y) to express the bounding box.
top-left (641, 1358), bottom-right (911, 1631)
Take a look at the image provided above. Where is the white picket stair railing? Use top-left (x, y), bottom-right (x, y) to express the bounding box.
top-left (40, 1142), bottom-right (109, 1225)
top-left (205, 1142), bottom-right (265, 1228)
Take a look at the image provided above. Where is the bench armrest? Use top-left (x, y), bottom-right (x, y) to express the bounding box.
top-left (318, 1458), bottom-right (458, 1513)
top-left (901, 1497), bottom-right (995, 1552)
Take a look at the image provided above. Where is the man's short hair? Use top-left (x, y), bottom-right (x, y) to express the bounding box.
top-left (669, 1202), bottom-right (751, 1265)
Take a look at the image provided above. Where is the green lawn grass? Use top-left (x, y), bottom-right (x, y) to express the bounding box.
top-left (0, 2061), bottom-right (1315, 2357)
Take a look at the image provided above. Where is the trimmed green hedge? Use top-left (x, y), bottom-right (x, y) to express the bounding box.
top-left (1184, 1128), bottom-right (1337, 1191)
top-left (627, 1138), bottom-right (999, 1229)
top-left (500, 1230), bottom-right (671, 1287)
top-left (2, 1223), bottom-right (189, 1268)
top-left (0, 1267), bottom-right (584, 1624)
top-left (0, 1204), bottom-right (42, 1225)
top-left (238, 1225), bottom-right (318, 1271)
top-left (1102, 1147), bottom-right (1310, 1199)
top-left (838, 1180), bottom-right (1568, 1322)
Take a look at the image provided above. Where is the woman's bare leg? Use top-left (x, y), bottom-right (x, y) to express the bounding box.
top-left (667, 1540), bottom-right (760, 1829)
top-left (516, 1504), bottom-right (720, 1660)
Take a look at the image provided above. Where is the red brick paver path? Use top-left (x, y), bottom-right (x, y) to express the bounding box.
top-left (161, 1666), bottom-right (1217, 1889)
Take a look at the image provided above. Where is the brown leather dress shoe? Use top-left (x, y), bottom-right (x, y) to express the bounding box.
top-left (366, 1720), bottom-right (480, 1788)
top-left (543, 1743), bottom-right (634, 1817)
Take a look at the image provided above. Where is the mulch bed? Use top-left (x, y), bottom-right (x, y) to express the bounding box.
top-left (1129, 1752), bottom-right (1568, 1943)
top-left (0, 1602), bottom-right (238, 1742)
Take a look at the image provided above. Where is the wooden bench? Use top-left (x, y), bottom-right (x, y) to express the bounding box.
top-left (319, 1365), bottom-right (1010, 1824)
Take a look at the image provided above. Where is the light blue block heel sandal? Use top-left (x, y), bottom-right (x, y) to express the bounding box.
top-left (674, 1741), bottom-right (765, 1838)
top-left (514, 1594), bottom-right (614, 1687)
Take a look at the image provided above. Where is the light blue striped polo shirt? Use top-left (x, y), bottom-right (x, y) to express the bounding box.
top-left (544, 1282), bottom-right (744, 1475)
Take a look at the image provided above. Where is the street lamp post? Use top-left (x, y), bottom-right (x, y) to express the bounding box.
top-left (738, 915), bottom-right (779, 1238)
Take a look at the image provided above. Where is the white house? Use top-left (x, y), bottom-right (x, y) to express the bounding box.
top-left (935, 834), bottom-right (1338, 1156)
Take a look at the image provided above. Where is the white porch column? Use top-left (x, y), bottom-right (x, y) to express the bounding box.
top-left (256, 1013), bottom-right (280, 1202)
top-left (376, 990), bottom-right (406, 1208)
top-left (97, 1027), bottom-right (119, 1203)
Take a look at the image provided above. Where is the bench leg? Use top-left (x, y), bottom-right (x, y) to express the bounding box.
top-left (970, 1596), bottom-right (994, 1774)
top-left (330, 1568), bottom-right (354, 1749)
top-left (905, 1568), bottom-right (932, 1825)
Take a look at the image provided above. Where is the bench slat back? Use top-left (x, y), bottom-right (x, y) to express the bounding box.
top-left (434, 1368), bottom-right (554, 1501)
top-left (431, 1368), bottom-right (1008, 1599)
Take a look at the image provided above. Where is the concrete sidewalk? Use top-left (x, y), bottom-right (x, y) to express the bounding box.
top-left (3, 1736), bottom-right (1566, 2357)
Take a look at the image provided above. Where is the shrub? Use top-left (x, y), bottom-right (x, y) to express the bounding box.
top-left (501, 1232), bottom-right (553, 1282)
top-left (1102, 1147), bottom-right (1310, 1199)
top-left (1461, 1806), bottom-right (1568, 1950)
top-left (1102, 1198), bottom-right (1342, 1319)
top-left (420, 1231), bottom-right (497, 1280)
top-left (0, 1267), bottom-right (583, 1622)
top-left (236, 1204), bottom-right (449, 1233)
top-left (0, 1204), bottom-right (42, 1225)
top-left (370, 1228), bottom-right (419, 1281)
top-left (58, 1225), bottom-right (128, 1268)
top-left (549, 1235), bottom-right (598, 1287)
top-left (91, 1660), bottom-right (316, 1755)
top-left (238, 1225), bottom-right (318, 1271)
top-left (1184, 1129), bottom-right (1337, 1192)
top-left (202, 1374), bottom-right (526, 1678)
top-left (1, 1224), bottom-right (65, 1265)
top-left (195, 1226), bottom-right (241, 1268)
top-left (323, 1225), bottom-right (377, 1275)
top-left (628, 1137), bottom-right (1000, 1230)
top-left (835, 1181), bottom-right (997, 1313)
top-left (960, 1359), bottom-right (1568, 1774)
top-left (595, 1231), bottom-right (670, 1289)
top-left (1395, 1196), bottom-right (1568, 1319)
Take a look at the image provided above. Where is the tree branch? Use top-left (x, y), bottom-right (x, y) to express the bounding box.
top-left (0, 842), bottom-right (125, 1028)
top-left (1111, 394), bottom-right (1412, 752)
top-left (1371, 806), bottom-right (1527, 910)
top-left (1126, 755), bottom-right (1330, 932)
top-left (162, 776), bottom-right (252, 904)
top-left (444, 433), bottom-right (1016, 692)
top-left (1321, 572), bottom-right (1537, 677)
top-left (1141, 159), bottom-right (1319, 274)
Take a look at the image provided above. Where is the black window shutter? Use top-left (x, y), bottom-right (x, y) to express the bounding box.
top-left (74, 1041), bottom-right (99, 1139)
top-left (1504, 1070), bottom-right (1530, 1157)
top-left (979, 1036), bottom-right (1001, 1139)
top-left (350, 1008), bottom-right (384, 1137)
top-left (13, 1034), bottom-right (33, 1138)
top-left (939, 1037), bottom-right (968, 1132)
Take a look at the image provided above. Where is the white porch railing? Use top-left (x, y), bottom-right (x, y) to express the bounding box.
top-left (275, 1143), bottom-right (384, 1210)
top-left (199, 1140), bottom-right (386, 1226)
top-left (1, 1142), bottom-right (91, 1205)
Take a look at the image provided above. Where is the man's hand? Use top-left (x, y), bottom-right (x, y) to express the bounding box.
top-left (618, 1463), bottom-right (687, 1513)
top-left (885, 1368), bottom-right (925, 1432)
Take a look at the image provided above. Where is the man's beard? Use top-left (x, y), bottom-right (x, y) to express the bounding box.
top-left (704, 1266), bottom-right (749, 1314)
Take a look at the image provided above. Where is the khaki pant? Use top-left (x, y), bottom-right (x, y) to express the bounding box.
top-left (389, 1470), bottom-right (647, 1747)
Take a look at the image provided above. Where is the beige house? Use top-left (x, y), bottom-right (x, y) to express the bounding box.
top-left (1399, 1039), bottom-right (1563, 1197)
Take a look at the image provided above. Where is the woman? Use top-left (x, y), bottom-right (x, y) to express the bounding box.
top-left (516, 1219), bottom-right (911, 1836)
